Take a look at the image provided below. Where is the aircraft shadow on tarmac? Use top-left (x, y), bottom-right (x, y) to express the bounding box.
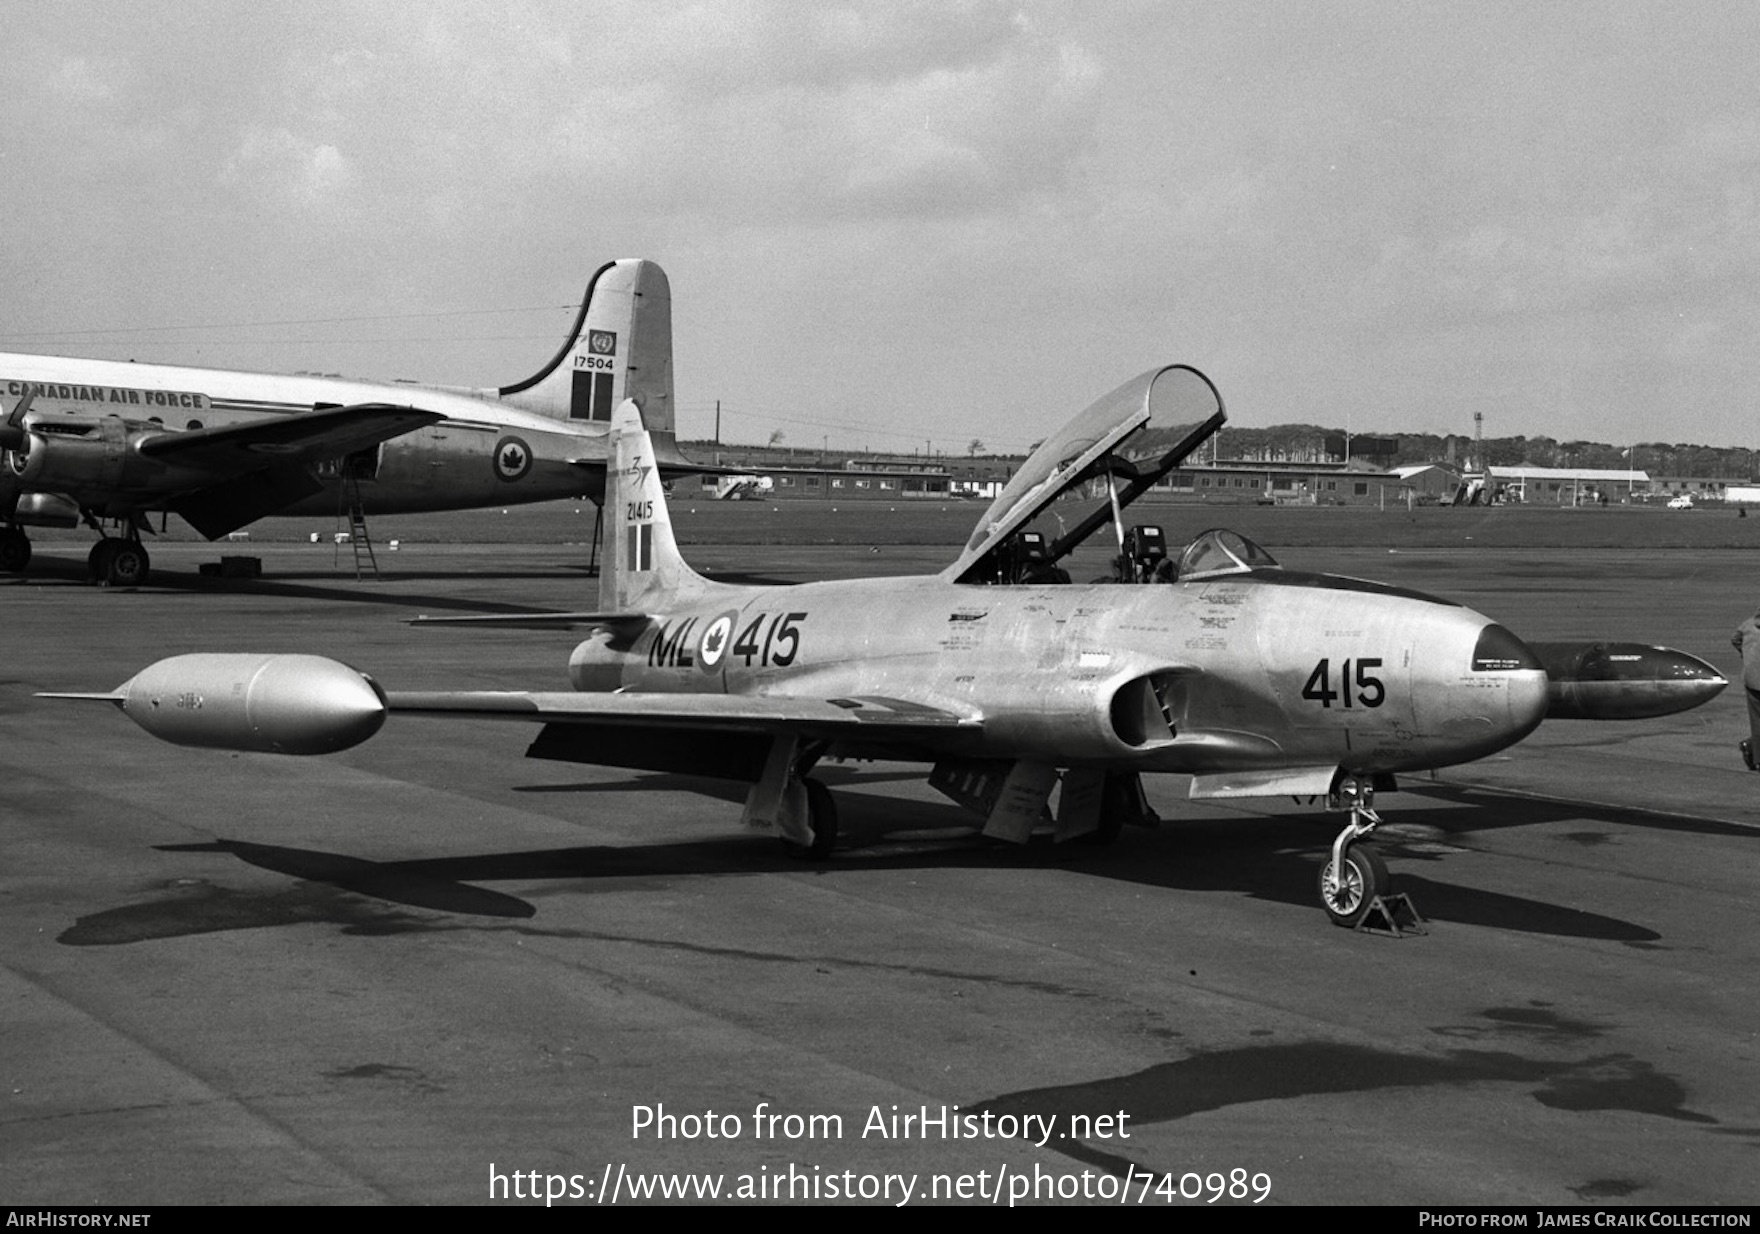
top-left (9, 555), bottom-right (569, 614)
top-left (1407, 781), bottom-right (1760, 841)
top-left (969, 1020), bottom-right (1721, 1183)
top-left (11, 552), bottom-right (798, 612)
top-left (57, 774), bottom-right (1719, 946)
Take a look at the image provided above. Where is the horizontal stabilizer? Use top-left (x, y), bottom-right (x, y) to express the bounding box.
top-left (565, 444), bottom-right (721, 475)
top-left (409, 612), bottom-right (650, 631)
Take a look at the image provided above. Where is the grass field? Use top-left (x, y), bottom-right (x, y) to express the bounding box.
top-left (29, 493), bottom-right (1760, 556)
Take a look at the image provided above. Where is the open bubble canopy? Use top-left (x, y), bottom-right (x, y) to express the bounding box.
top-left (945, 365), bottom-right (1226, 582)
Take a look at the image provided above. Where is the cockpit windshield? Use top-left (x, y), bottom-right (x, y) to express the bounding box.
top-left (1175, 529), bottom-right (1280, 579)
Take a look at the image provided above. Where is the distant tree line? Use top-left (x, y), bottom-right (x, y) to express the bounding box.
top-left (1136, 423), bottom-right (1760, 479)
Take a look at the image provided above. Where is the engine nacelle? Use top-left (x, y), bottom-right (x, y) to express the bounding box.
top-left (9, 414), bottom-right (192, 496)
top-left (111, 654), bottom-right (387, 754)
top-left (10, 490), bottom-right (81, 527)
top-left (1532, 641), bottom-right (1727, 720)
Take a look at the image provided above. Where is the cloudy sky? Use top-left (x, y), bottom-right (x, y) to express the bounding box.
top-left (4, 2), bottom-right (1758, 453)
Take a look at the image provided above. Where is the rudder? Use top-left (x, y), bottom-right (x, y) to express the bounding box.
top-left (599, 400), bottom-right (719, 613)
top-left (499, 259), bottom-right (674, 434)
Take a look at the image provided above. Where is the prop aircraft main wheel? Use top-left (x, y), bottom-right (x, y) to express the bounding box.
top-left (104, 542), bottom-right (149, 588)
top-left (0, 529), bottom-right (28, 572)
top-left (88, 539), bottom-right (117, 581)
top-left (782, 778), bottom-right (839, 861)
top-left (1318, 844), bottom-right (1391, 928)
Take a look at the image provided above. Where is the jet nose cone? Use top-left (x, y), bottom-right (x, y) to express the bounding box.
top-left (1506, 664), bottom-right (1553, 732)
top-left (1531, 642), bottom-right (1729, 720)
top-left (1472, 621), bottom-right (1551, 733)
top-left (1419, 622), bottom-right (1549, 765)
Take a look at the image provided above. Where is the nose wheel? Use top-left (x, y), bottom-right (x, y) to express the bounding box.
top-left (1319, 777), bottom-right (1398, 929)
top-left (1319, 842), bottom-right (1391, 928)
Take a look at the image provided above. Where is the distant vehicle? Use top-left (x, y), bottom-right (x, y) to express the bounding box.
top-left (1667, 495), bottom-right (1694, 510)
top-left (715, 475), bottom-right (774, 501)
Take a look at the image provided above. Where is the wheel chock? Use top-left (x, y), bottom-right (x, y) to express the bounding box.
top-left (1355, 892), bottom-right (1427, 937)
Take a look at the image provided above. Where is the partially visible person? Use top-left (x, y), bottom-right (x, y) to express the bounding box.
top-left (1732, 609), bottom-right (1760, 770)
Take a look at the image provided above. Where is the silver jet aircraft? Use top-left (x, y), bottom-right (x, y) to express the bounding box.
top-left (1, 258), bottom-right (683, 585)
top-left (48, 369), bottom-right (1727, 927)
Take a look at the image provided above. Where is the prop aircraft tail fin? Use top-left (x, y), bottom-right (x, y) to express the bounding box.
top-left (498, 259), bottom-right (674, 439)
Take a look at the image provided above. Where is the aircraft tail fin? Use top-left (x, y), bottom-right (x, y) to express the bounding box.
top-left (498, 259), bottom-right (674, 438)
top-left (600, 400), bottom-right (721, 613)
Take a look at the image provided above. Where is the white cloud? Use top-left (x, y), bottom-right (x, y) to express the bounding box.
top-left (218, 128), bottom-right (355, 208)
top-left (47, 55), bottom-right (115, 103)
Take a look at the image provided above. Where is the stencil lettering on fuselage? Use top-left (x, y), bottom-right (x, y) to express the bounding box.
top-left (647, 617), bottom-right (697, 668)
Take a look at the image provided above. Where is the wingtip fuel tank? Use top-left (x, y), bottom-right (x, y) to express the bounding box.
top-left (107, 654), bottom-right (387, 754)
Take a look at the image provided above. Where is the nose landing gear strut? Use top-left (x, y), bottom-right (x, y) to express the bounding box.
top-left (1319, 776), bottom-right (1424, 934)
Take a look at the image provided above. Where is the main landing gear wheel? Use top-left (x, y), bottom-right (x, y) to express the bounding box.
top-left (782, 778), bottom-right (839, 861)
top-left (0, 528), bottom-right (28, 572)
top-left (1319, 845), bottom-right (1391, 929)
top-left (88, 539), bottom-right (149, 587)
top-left (88, 539), bottom-right (116, 581)
top-left (106, 541), bottom-right (149, 587)
top-left (1080, 770), bottom-right (1158, 845)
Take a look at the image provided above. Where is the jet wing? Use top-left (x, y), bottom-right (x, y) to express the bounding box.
top-left (945, 366), bottom-right (1225, 582)
top-left (137, 403), bottom-right (443, 470)
top-left (385, 689), bottom-right (981, 740)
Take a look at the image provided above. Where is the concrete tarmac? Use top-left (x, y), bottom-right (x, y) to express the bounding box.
top-left (3, 539), bottom-right (1758, 1206)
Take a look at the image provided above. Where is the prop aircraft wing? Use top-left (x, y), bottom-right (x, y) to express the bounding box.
top-left (135, 403), bottom-right (442, 469)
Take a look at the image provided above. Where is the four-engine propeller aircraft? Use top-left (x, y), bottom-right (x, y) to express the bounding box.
top-left (1, 258), bottom-right (685, 585)
top-left (45, 368), bottom-right (1728, 927)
